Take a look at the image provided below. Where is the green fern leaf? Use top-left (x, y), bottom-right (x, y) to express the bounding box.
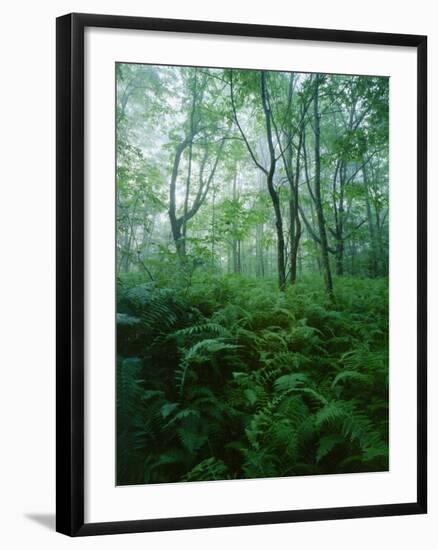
top-left (274, 373), bottom-right (308, 392)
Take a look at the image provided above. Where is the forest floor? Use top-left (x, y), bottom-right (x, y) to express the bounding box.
top-left (117, 272), bottom-right (389, 485)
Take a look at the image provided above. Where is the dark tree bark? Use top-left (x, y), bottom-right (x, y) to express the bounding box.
top-left (362, 159), bottom-right (379, 277)
top-left (256, 223), bottom-right (265, 278)
top-left (277, 74), bottom-right (302, 285)
top-left (261, 72), bottom-right (286, 290)
top-left (331, 160), bottom-right (345, 276)
top-left (313, 74), bottom-right (334, 298)
top-left (169, 139), bottom-right (190, 259)
top-left (231, 170), bottom-right (241, 274)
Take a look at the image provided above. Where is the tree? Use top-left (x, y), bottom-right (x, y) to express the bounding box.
top-left (167, 70), bottom-right (226, 260)
top-left (116, 63), bottom-right (389, 289)
top-left (230, 69), bottom-right (286, 290)
top-left (310, 74), bottom-right (334, 298)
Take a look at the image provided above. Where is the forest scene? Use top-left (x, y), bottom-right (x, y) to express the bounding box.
top-left (116, 62), bottom-right (389, 486)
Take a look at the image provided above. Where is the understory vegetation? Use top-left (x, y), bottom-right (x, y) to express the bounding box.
top-left (117, 273), bottom-right (388, 485)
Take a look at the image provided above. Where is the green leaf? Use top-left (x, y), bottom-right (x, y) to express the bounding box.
top-left (244, 388), bottom-right (258, 406)
top-left (274, 373), bottom-right (308, 392)
top-left (332, 370), bottom-right (372, 388)
top-left (160, 403), bottom-right (179, 418)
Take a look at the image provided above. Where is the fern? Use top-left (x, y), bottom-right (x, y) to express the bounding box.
top-left (174, 322), bottom-right (230, 338)
top-left (175, 339), bottom-right (240, 396)
top-left (331, 370), bottom-right (372, 388)
top-left (182, 458), bottom-right (228, 482)
top-left (117, 274), bottom-right (389, 484)
top-left (274, 373), bottom-right (308, 392)
top-left (315, 400), bottom-right (350, 426)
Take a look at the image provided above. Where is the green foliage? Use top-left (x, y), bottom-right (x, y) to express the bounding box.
top-left (182, 457), bottom-right (229, 482)
top-left (117, 274), bottom-right (389, 484)
top-left (115, 63), bottom-right (389, 485)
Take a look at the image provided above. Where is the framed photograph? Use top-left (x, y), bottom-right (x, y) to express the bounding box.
top-left (56, 12), bottom-right (427, 536)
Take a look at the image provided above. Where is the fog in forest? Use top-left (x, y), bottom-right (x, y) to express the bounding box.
top-left (116, 63), bottom-right (389, 486)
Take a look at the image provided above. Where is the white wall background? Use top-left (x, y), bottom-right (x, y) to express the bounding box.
top-left (0, 0), bottom-right (435, 548)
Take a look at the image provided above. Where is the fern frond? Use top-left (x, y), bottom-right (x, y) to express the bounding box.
top-left (315, 400), bottom-right (349, 426)
top-left (173, 322), bottom-right (230, 338)
top-left (331, 370), bottom-right (372, 388)
top-left (182, 457), bottom-right (228, 482)
top-left (274, 373), bottom-right (308, 392)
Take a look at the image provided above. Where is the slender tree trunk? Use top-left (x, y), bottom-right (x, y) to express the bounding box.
top-left (230, 69), bottom-right (285, 289)
top-left (141, 216), bottom-right (155, 258)
top-left (283, 75), bottom-right (302, 285)
top-left (350, 236), bottom-right (357, 275)
top-left (180, 140), bottom-right (193, 257)
top-left (290, 183), bottom-right (302, 284)
top-left (169, 140), bottom-right (189, 260)
top-left (270, 181), bottom-right (286, 290)
top-left (211, 186), bottom-right (216, 266)
top-left (335, 241), bottom-right (344, 276)
top-left (122, 215), bottom-right (135, 273)
top-left (181, 69), bottom-right (198, 257)
top-left (332, 160), bottom-right (344, 277)
top-left (231, 169), bottom-right (241, 274)
top-left (330, 97), bottom-right (360, 278)
top-left (289, 198), bottom-right (301, 283)
top-left (232, 241), bottom-right (239, 273)
top-left (256, 223), bottom-right (265, 278)
top-left (375, 206), bottom-right (387, 275)
top-left (286, 165), bottom-right (300, 284)
top-left (362, 160), bottom-right (379, 277)
top-left (256, 176), bottom-right (265, 278)
top-left (260, 71), bottom-right (286, 290)
top-left (313, 74), bottom-right (334, 298)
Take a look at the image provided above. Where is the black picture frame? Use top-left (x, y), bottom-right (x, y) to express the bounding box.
top-left (56, 12), bottom-right (427, 537)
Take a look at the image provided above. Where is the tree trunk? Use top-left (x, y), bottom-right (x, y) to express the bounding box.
top-left (230, 69), bottom-right (286, 289)
top-left (256, 223), bottom-right (265, 278)
top-left (211, 186), bottom-right (216, 266)
top-left (231, 169), bottom-right (241, 274)
top-left (289, 197), bottom-right (301, 283)
top-left (181, 69), bottom-right (198, 257)
top-left (169, 140), bottom-right (189, 260)
top-left (260, 71), bottom-right (286, 291)
top-left (335, 240), bottom-right (344, 276)
top-left (362, 159), bottom-right (379, 277)
top-left (284, 75), bottom-right (302, 285)
top-left (270, 186), bottom-right (286, 290)
top-left (180, 140), bottom-right (193, 257)
top-left (313, 74), bottom-right (334, 298)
